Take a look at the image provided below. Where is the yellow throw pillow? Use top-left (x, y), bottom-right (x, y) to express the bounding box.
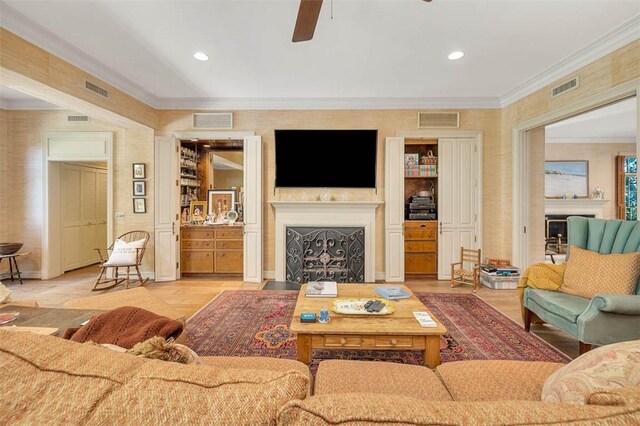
top-left (561, 246), bottom-right (640, 299)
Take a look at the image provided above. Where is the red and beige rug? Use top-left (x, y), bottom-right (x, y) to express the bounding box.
top-left (186, 290), bottom-right (570, 369)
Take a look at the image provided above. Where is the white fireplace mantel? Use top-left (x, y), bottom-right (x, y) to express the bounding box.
top-left (545, 199), bottom-right (610, 218)
top-left (269, 201), bottom-right (383, 282)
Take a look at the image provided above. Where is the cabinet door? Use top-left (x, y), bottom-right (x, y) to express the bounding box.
top-left (181, 251), bottom-right (214, 273)
top-left (385, 136), bottom-right (405, 281)
top-left (215, 250), bottom-right (243, 273)
top-left (155, 136), bottom-right (180, 281)
top-left (438, 138), bottom-right (477, 280)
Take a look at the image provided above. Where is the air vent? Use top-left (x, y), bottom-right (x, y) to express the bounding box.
top-left (551, 76), bottom-right (579, 98)
top-left (193, 112), bottom-right (233, 129)
top-left (84, 80), bottom-right (109, 98)
top-left (67, 115), bottom-right (90, 123)
top-left (418, 112), bottom-right (459, 128)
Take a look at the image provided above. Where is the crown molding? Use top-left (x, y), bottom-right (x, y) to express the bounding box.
top-left (154, 96), bottom-right (501, 110)
top-left (0, 2), bottom-right (159, 108)
top-left (546, 137), bottom-right (636, 144)
top-left (0, 98), bottom-right (62, 110)
top-left (500, 14), bottom-right (640, 108)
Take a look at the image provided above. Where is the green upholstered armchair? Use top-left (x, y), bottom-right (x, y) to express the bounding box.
top-left (523, 217), bottom-right (640, 354)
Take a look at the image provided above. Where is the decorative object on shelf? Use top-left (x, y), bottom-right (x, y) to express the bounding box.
top-left (544, 161), bottom-right (589, 199)
top-left (132, 163), bottom-right (146, 179)
top-left (133, 198), bottom-right (146, 214)
top-left (592, 186), bottom-right (606, 200)
top-left (133, 181), bottom-right (146, 196)
top-left (189, 201), bottom-right (207, 221)
top-left (207, 189), bottom-right (236, 217)
top-left (226, 210), bottom-right (238, 225)
top-left (404, 153), bottom-right (419, 167)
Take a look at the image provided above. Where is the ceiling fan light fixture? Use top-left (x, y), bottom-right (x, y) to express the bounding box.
top-left (193, 52), bottom-right (210, 61)
top-left (448, 51), bottom-right (465, 60)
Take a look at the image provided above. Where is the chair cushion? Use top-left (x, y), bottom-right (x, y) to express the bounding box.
top-left (526, 288), bottom-right (590, 324)
top-left (104, 238), bottom-right (146, 266)
top-left (541, 339), bottom-right (640, 405)
top-left (436, 360), bottom-right (564, 401)
top-left (562, 246), bottom-right (640, 299)
top-left (314, 360), bottom-right (452, 401)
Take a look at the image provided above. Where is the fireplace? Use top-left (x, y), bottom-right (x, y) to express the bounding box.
top-left (285, 227), bottom-right (365, 283)
top-left (545, 214), bottom-right (595, 244)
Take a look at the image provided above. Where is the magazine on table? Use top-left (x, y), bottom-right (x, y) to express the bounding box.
top-left (305, 281), bottom-right (338, 297)
top-left (375, 286), bottom-right (410, 300)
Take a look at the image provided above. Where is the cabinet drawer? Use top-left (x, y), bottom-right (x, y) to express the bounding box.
top-left (405, 253), bottom-right (437, 274)
top-left (405, 228), bottom-right (437, 240)
top-left (374, 336), bottom-right (414, 348)
top-left (182, 229), bottom-right (214, 240)
top-left (181, 250), bottom-right (214, 273)
top-left (404, 241), bottom-right (436, 253)
top-left (215, 228), bottom-right (243, 239)
top-left (182, 240), bottom-right (214, 249)
top-left (404, 221), bottom-right (437, 229)
top-left (216, 240), bottom-right (243, 250)
top-left (323, 335), bottom-right (363, 347)
top-left (215, 250), bottom-right (243, 273)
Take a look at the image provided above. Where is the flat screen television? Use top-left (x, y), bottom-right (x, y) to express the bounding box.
top-left (274, 129), bottom-right (378, 188)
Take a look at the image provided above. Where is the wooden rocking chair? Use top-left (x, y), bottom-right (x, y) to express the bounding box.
top-left (450, 247), bottom-right (482, 293)
top-left (93, 230), bottom-right (150, 291)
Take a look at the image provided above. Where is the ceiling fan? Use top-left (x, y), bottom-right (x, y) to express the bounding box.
top-left (293, 0), bottom-right (432, 42)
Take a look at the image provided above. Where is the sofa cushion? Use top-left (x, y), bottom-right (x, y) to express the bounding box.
top-left (562, 246), bottom-right (640, 299)
top-left (314, 360), bottom-right (452, 401)
top-left (541, 339), bottom-right (640, 405)
top-left (276, 392), bottom-right (640, 425)
top-left (436, 360), bottom-right (564, 401)
top-left (526, 288), bottom-right (590, 323)
top-left (0, 330), bottom-right (309, 425)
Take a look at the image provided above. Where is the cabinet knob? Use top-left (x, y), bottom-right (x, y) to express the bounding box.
top-left (390, 339), bottom-right (398, 346)
top-left (340, 338), bottom-right (346, 346)
top-left (420, 224), bottom-right (426, 228)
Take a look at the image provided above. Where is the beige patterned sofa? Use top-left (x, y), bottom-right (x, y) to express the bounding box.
top-left (2, 330), bottom-right (639, 425)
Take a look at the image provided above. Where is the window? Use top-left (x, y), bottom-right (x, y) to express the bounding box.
top-left (617, 156), bottom-right (637, 220)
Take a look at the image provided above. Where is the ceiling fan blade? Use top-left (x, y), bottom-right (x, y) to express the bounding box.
top-left (292, 0), bottom-right (323, 42)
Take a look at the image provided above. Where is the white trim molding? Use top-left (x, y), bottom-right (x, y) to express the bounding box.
top-left (545, 199), bottom-right (610, 218)
top-left (269, 201), bottom-right (383, 283)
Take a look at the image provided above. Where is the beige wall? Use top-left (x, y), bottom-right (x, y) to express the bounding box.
top-left (500, 40), bottom-right (640, 261)
top-left (158, 109), bottom-right (501, 275)
top-left (546, 142), bottom-right (636, 219)
top-left (0, 109), bottom-right (8, 245)
top-left (3, 111), bottom-right (155, 277)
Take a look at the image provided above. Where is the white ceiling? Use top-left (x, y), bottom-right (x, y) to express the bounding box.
top-left (546, 97), bottom-right (637, 144)
top-left (1, 0), bottom-right (639, 109)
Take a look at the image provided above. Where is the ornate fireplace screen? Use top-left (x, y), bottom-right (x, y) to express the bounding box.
top-left (285, 227), bottom-right (365, 283)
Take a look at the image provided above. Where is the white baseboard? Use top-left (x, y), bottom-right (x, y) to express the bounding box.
top-left (263, 270), bottom-right (276, 280)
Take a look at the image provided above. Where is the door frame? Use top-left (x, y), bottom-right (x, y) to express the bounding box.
top-left (41, 132), bottom-right (114, 279)
top-left (512, 78), bottom-right (640, 269)
top-left (167, 131), bottom-right (261, 281)
top-left (392, 130), bottom-right (483, 279)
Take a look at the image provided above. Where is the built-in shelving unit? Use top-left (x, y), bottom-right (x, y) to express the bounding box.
top-left (180, 146), bottom-right (200, 208)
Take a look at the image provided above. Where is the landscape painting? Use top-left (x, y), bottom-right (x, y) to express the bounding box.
top-left (545, 161), bottom-right (589, 198)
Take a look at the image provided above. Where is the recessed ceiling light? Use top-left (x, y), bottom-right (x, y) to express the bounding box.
top-left (193, 52), bottom-right (210, 61)
top-left (448, 51), bottom-right (464, 60)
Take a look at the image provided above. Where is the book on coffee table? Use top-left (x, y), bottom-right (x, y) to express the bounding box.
top-left (305, 281), bottom-right (338, 298)
top-left (375, 287), bottom-right (410, 300)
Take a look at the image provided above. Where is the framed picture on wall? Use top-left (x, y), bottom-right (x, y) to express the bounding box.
top-left (133, 197), bottom-right (146, 214)
top-left (544, 160), bottom-right (589, 198)
top-left (133, 181), bottom-right (146, 196)
top-left (208, 189), bottom-right (236, 216)
top-left (132, 163), bottom-right (146, 179)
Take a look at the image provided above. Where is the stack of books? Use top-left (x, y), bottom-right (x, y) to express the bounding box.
top-left (480, 264), bottom-right (520, 276)
top-left (407, 195), bottom-right (437, 220)
top-left (305, 281), bottom-right (338, 298)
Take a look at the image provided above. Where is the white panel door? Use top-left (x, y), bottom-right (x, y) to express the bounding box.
top-left (62, 166), bottom-right (82, 271)
top-left (438, 138), bottom-right (477, 280)
top-left (80, 169), bottom-right (97, 266)
top-left (385, 136), bottom-right (405, 282)
top-left (96, 170), bottom-right (108, 257)
top-left (243, 135), bottom-right (263, 282)
top-left (154, 136), bottom-right (179, 281)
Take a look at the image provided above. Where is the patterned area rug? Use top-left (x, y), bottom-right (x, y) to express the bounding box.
top-left (186, 291), bottom-right (570, 370)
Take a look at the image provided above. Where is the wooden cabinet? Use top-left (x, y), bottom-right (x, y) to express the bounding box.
top-left (404, 221), bottom-right (437, 275)
top-left (181, 226), bottom-right (243, 274)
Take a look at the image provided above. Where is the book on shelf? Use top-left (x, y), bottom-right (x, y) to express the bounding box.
top-left (305, 281), bottom-right (338, 298)
top-left (375, 286), bottom-right (410, 300)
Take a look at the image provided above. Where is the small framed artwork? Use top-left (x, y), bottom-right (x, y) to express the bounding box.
top-left (544, 160), bottom-right (589, 198)
top-left (208, 189), bottom-right (236, 216)
top-left (190, 200), bottom-right (207, 220)
top-left (133, 180), bottom-right (146, 196)
top-left (133, 197), bottom-right (146, 214)
top-left (132, 163), bottom-right (146, 179)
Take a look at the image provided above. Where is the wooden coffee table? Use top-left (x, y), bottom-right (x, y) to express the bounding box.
top-left (0, 305), bottom-right (104, 337)
top-left (290, 284), bottom-right (447, 368)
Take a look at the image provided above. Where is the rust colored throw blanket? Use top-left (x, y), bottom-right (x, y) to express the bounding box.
top-left (64, 306), bottom-right (183, 349)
